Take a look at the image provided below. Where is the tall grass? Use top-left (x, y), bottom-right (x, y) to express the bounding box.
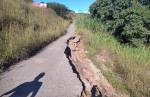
top-left (75, 15), bottom-right (150, 97)
top-left (0, 0), bottom-right (69, 71)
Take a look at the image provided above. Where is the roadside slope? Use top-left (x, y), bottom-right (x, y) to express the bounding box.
top-left (75, 15), bottom-right (150, 97)
top-left (0, 0), bottom-right (69, 71)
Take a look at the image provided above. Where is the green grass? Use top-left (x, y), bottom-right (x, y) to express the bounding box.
top-left (75, 15), bottom-right (150, 97)
top-left (0, 0), bottom-right (69, 71)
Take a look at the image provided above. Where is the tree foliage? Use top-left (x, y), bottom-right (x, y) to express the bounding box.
top-left (139, 0), bottom-right (150, 6)
top-left (90, 0), bottom-right (150, 47)
top-left (90, 0), bottom-right (132, 20)
top-left (47, 2), bottom-right (71, 18)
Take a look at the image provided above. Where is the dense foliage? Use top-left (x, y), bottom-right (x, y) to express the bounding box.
top-left (90, 0), bottom-right (150, 46)
top-left (76, 15), bottom-right (150, 97)
top-left (47, 2), bottom-right (71, 19)
top-left (139, 0), bottom-right (150, 6)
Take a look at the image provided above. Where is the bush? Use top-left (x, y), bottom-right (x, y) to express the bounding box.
top-left (139, 0), bottom-right (150, 6)
top-left (90, 0), bottom-right (132, 20)
top-left (90, 0), bottom-right (150, 46)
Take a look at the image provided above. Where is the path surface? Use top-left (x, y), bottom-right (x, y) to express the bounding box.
top-left (0, 23), bottom-right (82, 97)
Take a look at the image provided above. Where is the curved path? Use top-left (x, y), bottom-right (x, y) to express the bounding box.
top-left (0, 23), bottom-right (82, 97)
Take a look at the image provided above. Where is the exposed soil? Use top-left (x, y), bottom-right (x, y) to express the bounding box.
top-left (67, 36), bottom-right (129, 97)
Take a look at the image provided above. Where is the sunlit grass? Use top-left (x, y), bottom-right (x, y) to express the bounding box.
top-left (75, 15), bottom-right (150, 97)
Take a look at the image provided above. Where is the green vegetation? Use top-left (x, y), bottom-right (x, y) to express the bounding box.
top-left (84, 1), bottom-right (150, 95)
top-left (0, 0), bottom-right (69, 71)
top-left (76, 15), bottom-right (150, 97)
top-left (47, 2), bottom-right (71, 19)
top-left (90, 0), bottom-right (150, 47)
top-left (139, 0), bottom-right (150, 6)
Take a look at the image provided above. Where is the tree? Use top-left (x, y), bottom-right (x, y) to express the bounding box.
top-left (90, 0), bottom-right (132, 20)
top-left (47, 2), bottom-right (70, 18)
top-left (89, 0), bottom-right (150, 46)
top-left (89, 0), bottom-right (113, 19)
top-left (139, 0), bottom-right (150, 6)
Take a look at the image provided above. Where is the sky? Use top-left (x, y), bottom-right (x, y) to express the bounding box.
top-left (33, 0), bottom-right (96, 13)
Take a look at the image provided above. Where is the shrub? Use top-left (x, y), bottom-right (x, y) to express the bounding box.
top-left (139, 0), bottom-right (150, 6)
top-left (89, 0), bottom-right (150, 46)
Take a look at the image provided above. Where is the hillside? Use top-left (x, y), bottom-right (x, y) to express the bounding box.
top-left (0, 0), bottom-right (69, 71)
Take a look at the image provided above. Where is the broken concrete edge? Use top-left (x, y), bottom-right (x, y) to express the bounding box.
top-left (66, 36), bottom-right (129, 97)
top-left (71, 60), bottom-right (104, 97)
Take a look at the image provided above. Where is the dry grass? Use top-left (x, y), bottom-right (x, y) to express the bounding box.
top-left (0, 0), bottom-right (69, 71)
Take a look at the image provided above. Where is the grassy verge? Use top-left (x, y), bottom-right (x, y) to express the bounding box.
top-left (75, 15), bottom-right (150, 97)
top-left (0, 0), bottom-right (70, 71)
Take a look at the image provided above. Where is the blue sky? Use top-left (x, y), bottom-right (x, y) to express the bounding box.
top-left (33, 0), bottom-right (95, 13)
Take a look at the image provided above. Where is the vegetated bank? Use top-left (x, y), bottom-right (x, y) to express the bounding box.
top-left (75, 14), bottom-right (150, 97)
top-left (76, 0), bottom-right (150, 97)
top-left (0, 0), bottom-right (70, 71)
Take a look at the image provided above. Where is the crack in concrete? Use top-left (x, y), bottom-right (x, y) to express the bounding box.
top-left (64, 36), bottom-right (103, 97)
top-left (64, 35), bottom-right (129, 97)
top-left (64, 46), bottom-right (87, 97)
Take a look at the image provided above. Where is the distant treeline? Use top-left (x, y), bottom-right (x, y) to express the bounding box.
top-left (47, 2), bottom-right (72, 19)
top-left (90, 0), bottom-right (150, 47)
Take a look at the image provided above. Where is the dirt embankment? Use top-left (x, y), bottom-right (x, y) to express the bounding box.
top-left (66, 36), bottom-right (129, 97)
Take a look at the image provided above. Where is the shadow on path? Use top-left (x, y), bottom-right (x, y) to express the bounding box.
top-left (0, 72), bottom-right (45, 97)
top-left (91, 85), bottom-right (102, 97)
top-left (64, 46), bottom-right (72, 59)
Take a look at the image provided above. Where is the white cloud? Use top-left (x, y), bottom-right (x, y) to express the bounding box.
top-left (75, 10), bottom-right (79, 13)
top-left (75, 10), bottom-right (89, 13)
